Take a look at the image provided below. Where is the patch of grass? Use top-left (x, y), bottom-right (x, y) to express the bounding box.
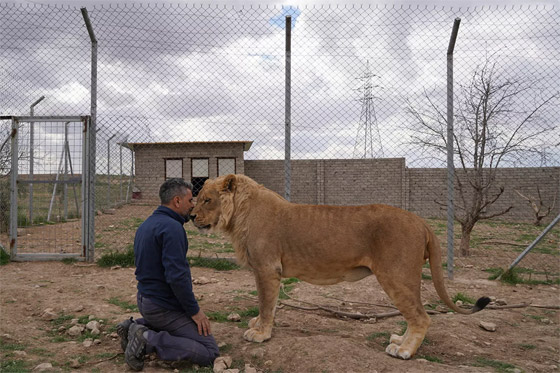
top-left (238, 307), bottom-right (259, 318)
top-left (473, 357), bottom-right (518, 372)
top-left (0, 339), bottom-right (26, 352)
top-left (452, 292), bottom-right (475, 304)
top-left (51, 313), bottom-right (74, 326)
top-left (50, 335), bottom-right (69, 343)
top-left (0, 359), bottom-right (29, 372)
top-left (207, 311), bottom-right (229, 323)
top-left (484, 267), bottom-right (560, 285)
top-left (188, 257), bottom-right (239, 271)
top-left (282, 277), bottom-right (300, 285)
top-left (0, 247), bottom-right (10, 265)
top-left (107, 297), bottom-right (138, 312)
top-left (97, 248), bottom-right (135, 267)
top-left (421, 273), bottom-right (432, 280)
top-left (218, 343), bottom-right (233, 354)
top-left (518, 343), bottom-right (536, 350)
top-left (29, 347), bottom-right (54, 357)
top-left (61, 257), bottom-right (78, 264)
top-left (417, 355), bottom-right (442, 363)
top-left (366, 331), bottom-right (390, 341)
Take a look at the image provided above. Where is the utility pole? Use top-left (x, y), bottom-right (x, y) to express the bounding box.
top-left (353, 60), bottom-right (384, 159)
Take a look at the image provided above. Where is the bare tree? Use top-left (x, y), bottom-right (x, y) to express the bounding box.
top-left (515, 188), bottom-right (556, 226)
top-left (408, 59), bottom-right (558, 256)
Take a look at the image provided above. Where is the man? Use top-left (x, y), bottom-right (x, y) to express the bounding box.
top-left (117, 178), bottom-right (219, 371)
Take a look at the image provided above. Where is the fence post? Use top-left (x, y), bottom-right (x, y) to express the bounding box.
top-left (9, 118), bottom-right (18, 259)
top-left (29, 96), bottom-right (45, 225)
top-left (284, 15), bottom-right (292, 202)
top-left (446, 18), bottom-right (460, 280)
top-left (81, 7), bottom-right (97, 262)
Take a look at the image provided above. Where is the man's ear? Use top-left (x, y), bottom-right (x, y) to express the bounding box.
top-left (221, 174), bottom-right (236, 193)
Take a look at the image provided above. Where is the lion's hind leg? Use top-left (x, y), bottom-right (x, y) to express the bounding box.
top-left (375, 275), bottom-right (430, 360)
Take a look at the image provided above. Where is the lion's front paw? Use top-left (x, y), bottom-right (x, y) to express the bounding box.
top-left (248, 316), bottom-right (261, 329)
top-left (385, 343), bottom-right (412, 360)
top-left (243, 328), bottom-right (271, 343)
top-left (389, 333), bottom-right (405, 345)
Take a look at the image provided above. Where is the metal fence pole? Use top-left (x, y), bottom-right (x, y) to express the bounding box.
top-left (63, 121), bottom-right (69, 220)
top-left (9, 118), bottom-right (18, 259)
top-left (119, 143), bottom-right (123, 204)
top-left (29, 95), bottom-right (45, 225)
top-left (446, 18), bottom-right (461, 280)
top-left (107, 134), bottom-right (116, 209)
top-left (284, 15), bottom-right (292, 202)
top-left (81, 7), bottom-right (97, 262)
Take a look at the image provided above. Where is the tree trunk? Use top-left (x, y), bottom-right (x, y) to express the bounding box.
top-left (460, 223), bottom-right (474, 256)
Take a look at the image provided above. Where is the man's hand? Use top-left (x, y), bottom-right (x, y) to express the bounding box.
top-left (191, 310), bottom-right (211, 336)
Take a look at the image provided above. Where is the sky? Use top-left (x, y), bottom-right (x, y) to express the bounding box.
top-left (1, 0), bottom-right (559, 174)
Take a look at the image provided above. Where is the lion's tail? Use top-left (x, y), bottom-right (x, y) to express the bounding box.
top-left (426, 225), bottom-right (490, 315)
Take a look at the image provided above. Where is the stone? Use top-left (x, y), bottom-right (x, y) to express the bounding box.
top-left (495, 299), bottom-right (507, 306)
top-left (227, 313), bottom-right (241, 322)
top-left (479, 321), bottom-right (497, 332)
top-left (86, 320), bottom-right (100, 331)
top-left (14, 350), bottom-right (27, 356)
top-left (223, 370), bottom-right (239, 373)
top-left (91, 328), bottom-right (101, 336)
top-left (33, 363), bottom-right (53, 371)
top-left (70, 318), bottom-right (79, 325)
top-left (70, 359), bottom-right (80, 368)
top-left (251, 348), bottom-right (265, 359)
top-left (67, 325), bottom-right (83, 336)
top-left (245, 364), bottom-right (258, 373)
top-left (213, 356), bottom-right (232, 373)
top-left (83, 338), bottom-right (93, 347)
top-left (41, 309), bottom-right (57, 321)
top-left (73, 305), bottom-right (84, 312)
top-left (88, 315), bottom-right (95, 320)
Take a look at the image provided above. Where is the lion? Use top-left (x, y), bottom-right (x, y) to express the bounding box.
top-left (190, 174), bottom-right (490, 360)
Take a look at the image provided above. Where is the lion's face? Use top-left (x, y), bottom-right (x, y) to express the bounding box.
top-left (191, 180), bottom-right (223, 232)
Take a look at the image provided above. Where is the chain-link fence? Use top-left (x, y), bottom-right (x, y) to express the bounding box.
top-left (1, 3), bottom-right (558, 277)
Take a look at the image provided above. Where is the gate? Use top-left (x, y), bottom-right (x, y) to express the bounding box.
top-left (4, 116), bottom-right (95, 261)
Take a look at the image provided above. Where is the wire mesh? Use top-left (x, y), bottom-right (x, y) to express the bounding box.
top-left (1, 3), bottom-right (558, 274)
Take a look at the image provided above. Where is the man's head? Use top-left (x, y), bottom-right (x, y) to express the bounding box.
top-left (159, 178), bottom-right (194, 221)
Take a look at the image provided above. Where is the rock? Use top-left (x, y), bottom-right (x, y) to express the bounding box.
top-left (14, 350), bottom-right (27, 356)
top-left (91, 328), bottom-right (101, 336)
top-left (57, 326), bottom-right (65, 332)
top-left (250, 348), bottom-right (265, 359)
top-left (479, 321), bottom-right (497, 332)
top-left (86, 320), bottom-right (100, 331)
top-left (88, 315), bottom-right (95, 321)
top-left (455, 351), bottom-right (465, 356)
top-left (223, 370), bottom-right (239, 373)
top-left (264, 360), bottom-right (273, 367)
top-left (33, 363), bottom-right (53, 371)
top-left (194, 276), bottom-right (217, 285)
top-left (71, 318), bottom-right (79, 325)
top-left (495, 299), bottom-right (507, 306)
top-left (110, 265), bottom-right (121, 270)
top-left (109, 332), bottom-right (118, 338)
top-left (83, 338), bottom-right (93, 347)
top-left (245, 364), bottom-right (258, 373)
top-left (41, 309), bottom-right (57, 321)
top-left (213, 356), bottom-right (232, 373)
top-left (70, 359), bottom-right (80, 368)
top-left (67, 325), bottom-right (83, 336)
top-left (73, 305), bottom-right (84, 312)
top-left (416, 359), bottom-right (429, 363)
top-left (227, 313), bottom-right (241, 322)
top-left (94, 339), bottom-right (102, 345)
top-left (218, 341), bottom-right (228, 348)
top-left (455, 300), bottom-right (463, 307)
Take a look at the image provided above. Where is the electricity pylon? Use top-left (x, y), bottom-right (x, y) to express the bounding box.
top-left (353, 60), bottom-right (384, 159)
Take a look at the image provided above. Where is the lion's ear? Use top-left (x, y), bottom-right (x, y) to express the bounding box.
top-left (221, 174), bottom-right (236, 193)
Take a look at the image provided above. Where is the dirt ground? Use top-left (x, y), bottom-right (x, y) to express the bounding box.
top-left (1, 204), bottom-right (559, 372)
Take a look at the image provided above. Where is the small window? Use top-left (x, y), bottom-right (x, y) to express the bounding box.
top-left (165, 158), bottom-right (183, 179)
top-left (191, 158), bottom-right (209, 196)
top-left (218, 158), bottom-right (236, 176)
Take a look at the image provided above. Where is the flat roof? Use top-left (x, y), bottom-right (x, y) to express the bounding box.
top-left (120, 140), bottom-right (253, 152)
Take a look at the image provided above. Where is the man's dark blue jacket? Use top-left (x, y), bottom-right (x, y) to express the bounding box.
top-left (134, 205), bottom-right (200, 316)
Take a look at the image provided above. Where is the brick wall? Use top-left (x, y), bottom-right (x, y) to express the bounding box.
top-left (245, 158), bottom-right (407, 207)
top-left (408, 167), bottom-right (560, 222)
